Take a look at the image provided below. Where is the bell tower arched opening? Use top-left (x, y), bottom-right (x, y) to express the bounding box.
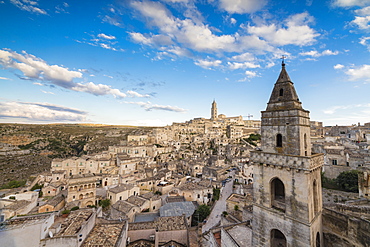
top-left (271, 177), bottom-right (285, 212)
top-left (271, 229), bottom-right (286, 247)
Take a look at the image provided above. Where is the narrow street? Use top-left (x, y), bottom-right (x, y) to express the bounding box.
top-left (202, 171), bottom-right (234, 233)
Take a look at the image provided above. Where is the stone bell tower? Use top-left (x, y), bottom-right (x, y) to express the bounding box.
top-left (251, 61), bottom-right (324, 247)
top-left (211, 100), bottom-right (218, 120)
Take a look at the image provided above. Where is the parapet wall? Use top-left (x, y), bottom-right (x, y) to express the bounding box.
top-left (251, 151), bottom-right (323, 171)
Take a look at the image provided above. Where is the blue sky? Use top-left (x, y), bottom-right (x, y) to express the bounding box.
top-left (1, 0), bottom-right (370, 126)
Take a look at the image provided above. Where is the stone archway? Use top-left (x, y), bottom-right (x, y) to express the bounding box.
top-left (271, 229), bottom-right (286, 247)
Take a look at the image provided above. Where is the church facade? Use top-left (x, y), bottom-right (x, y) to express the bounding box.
top-left (251, 62), bottom-right (324, 246)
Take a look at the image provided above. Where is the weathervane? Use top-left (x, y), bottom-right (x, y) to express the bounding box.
top-left (281, 55), bottom-right (286, 66)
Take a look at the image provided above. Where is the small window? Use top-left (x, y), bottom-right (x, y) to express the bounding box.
top-left (332, 160), bottom-right (337, 166)
top-left (279, 88), bottom-right (284, 96)
top-left (276, 134), bottom-right (282, 147)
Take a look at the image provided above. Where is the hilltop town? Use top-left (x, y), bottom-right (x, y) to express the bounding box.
top-left (1, 65), bottom-right (370, 247)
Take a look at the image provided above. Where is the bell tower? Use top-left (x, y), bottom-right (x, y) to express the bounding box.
top-left (211, 100), bottom-right (217, 120)
top-left (251, 62), bottom-right (323, 247)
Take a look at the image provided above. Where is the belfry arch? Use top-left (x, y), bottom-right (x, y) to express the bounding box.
top-left (271, 177), bottom-right (285, 211)
top-left (271, 229), bottom-right (286, 247)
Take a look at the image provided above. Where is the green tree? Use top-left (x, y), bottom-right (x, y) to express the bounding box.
top-left (336, 170), bottom-right (359, 193)
top-left (99, 199), bottom-right (111, 209)
top-left (192, 205), bottom-right (211, 226)
top-left (212, 187), bottom-right (220, 201)
top-left (234, 205), bottom-right (239, 211)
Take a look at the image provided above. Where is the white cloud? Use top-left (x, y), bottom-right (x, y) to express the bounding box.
top-left (0, 49), bottom-right (82, 88)
top-left (334, 64), bottom-right (345, 69)
top-left (10, 0), bottom-right (47, 14)
top-left (98, 33), bottom-right (116, 40)
top-left (355, 6), bottom-right (370, 15)
top-left (41, 90), bottom-right (55, 95)
top-left (344, 64), bottom-right (370, 82)
top-left (126, 90), bottom-right (150, 98)
top-left (230, 52), bottom-right (255, 62)
top-left (230, 18), bottom-right (237, 25)
top-left (0, 76), bottom-right (11, 80)
top-left (351, 15), bottom-right (370, 30)
top-left (359, 36), bottom-right (370, 50)
top-left (0, 101), bottom-right (88, 122)
top-left (227, 61), bottom-right (260, 70)
top-left (219, 0), bottom-right (267, 14)
top-left (0, 49), bottom-right (149, 99)
top-left (245, 70), bottom-right (258, 78)
top-left (323, 103), bottom-right (370, 115)
top-left (124, 101), bottom-right (187, 112)
top-left (300, 49), bottom-right (339, 57)
top-left (247, 12), bottom-right (319, 46)
top-left (332, 0), bottom-right (370, 7)
top-left (194, 58), bottom-right (222, 69)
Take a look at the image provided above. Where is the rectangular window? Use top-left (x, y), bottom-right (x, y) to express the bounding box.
top-left (332, 160), bottom-right (338, 166)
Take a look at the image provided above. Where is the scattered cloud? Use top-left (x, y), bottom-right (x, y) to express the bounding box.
top-left (98, 33), bottom-right (116, 40)
top-left (247, 12), bottom-right (319, 46)
top-left (300, 49), bottom-right (339, 57)
top-left (323, 103), bottom-right (370, 114)
top-left (10, 0), bottom-right (47, 15)
top-left (194, 58), bottom-right (222, 69)
top-left (0, 76), bottom-right (11, 80)
top-left (101, 15), bottom-right (123, 27)
top-left (344, 64), bottom-right (370, 82)
top-left (76, 33), bottom-right (123, 52)
top-left (124, 101), bottom-right (187, 112)
top-left (219, 0), bottom-right (267, 14)
top-left (0, 48), bottom-right (149, 98)
top-left (351, 15), bottom-right (370, 30)
top-left (227, 61), bottom-right (260, 70)
top-left (332, 0), bottom-right (370, 8)
top-left (0, 101), bottom-right (88, 121)
top-left (41, 90), bottom-right (55, 95)
top-left (359, 36), bottom-right (370, 50)
top-left (55, 2), bottom-right (69, 13)
top-left (334, 64), bottom-right (345, 69)
top-left (245, 70), bottom-right (258, 78)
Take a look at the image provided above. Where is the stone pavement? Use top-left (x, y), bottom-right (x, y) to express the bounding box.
top-left (202, 171), bottom-right (234, 233)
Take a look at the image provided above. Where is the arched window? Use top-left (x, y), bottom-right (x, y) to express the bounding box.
top-left (276, 134), bottom-right (283, 147)
top-left (316, 232), bottom-right (321, 247)
top-left (271, 178), bottom-right (285, 212)
top-left (271, 229), bottom-right (286, 247)
top-left (279, 88), bottom-right (284, 96)
top-left (313, 180), bottom-right (319, 214)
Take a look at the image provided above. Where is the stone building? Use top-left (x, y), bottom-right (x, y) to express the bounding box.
top-left (66, 174), bottom-right (99, 208)
top-left (107, 184), bottom-right (140, 204)
top-left (250, 62), bottom-right (324, 246)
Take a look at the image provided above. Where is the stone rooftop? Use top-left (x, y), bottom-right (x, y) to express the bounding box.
top-left (127, 196), bottom-right (147, 207)
top-left (44, 193), bottom-right (65, 207)
top-left (56, 209), bottom-right (94, 236)
top-left (127, 239), bottom-right (155, 247)
top-left (109, 184), bottom-right (135, 193)
top-left (178, 181), bottom-right (211, 191)
top-left (139, 191), bottom-right (161, 201)
top-left (81, 223), bottom-right (125, 247)
top-left (3, 199), bottom-right (30, 210)
top-left (166, 196), bottom-right (186, 203)
top-left (0, 213), bottom-right (52, 231)
top-left (112, 200), bottom-right (137, 214)
top-left (129, 216), bottom-right (187, 231)
top-left (160, 201), bottom-right (195, 218)
top-left (225, 223), bottom-right (252, 246)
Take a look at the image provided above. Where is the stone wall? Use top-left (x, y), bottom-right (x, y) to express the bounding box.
top-left (323, 207), bottom-right (370, 247)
